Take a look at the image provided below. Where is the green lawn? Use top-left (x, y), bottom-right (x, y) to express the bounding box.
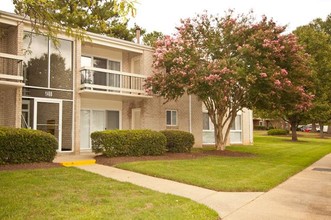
top-left (0, 168), bottom-right (218, 220)
top-left (116, 132), bottom-right (331, 192)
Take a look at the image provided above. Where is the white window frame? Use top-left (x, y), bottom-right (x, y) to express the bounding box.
top-left (166, 110), bottom-right (178, 126)
top-left (81, 55), bottom-right (122, 71)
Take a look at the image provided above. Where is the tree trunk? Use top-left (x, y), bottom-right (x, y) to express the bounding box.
top-left (291, 122), bottom-right (298, 141)
top-left (312, 122), bottom-right (317, 132)
top-left (215, 126), bottom-right (226, 151)
top-left (319, 124), bottom-right (325, 138)
top-left (328, 125), bottom-right (331, 134)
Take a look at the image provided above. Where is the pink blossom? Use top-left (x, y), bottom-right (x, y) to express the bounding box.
top-left (280, 69), bottom-right (288, 76)
top-left (284, 78), bottom-right (292, 86)
top-left (274, 80), bottom-right (281, 86)
top-left (260, 72), bottom-right (267, 78)
top-left (205, 74), bottom-right (221, 81)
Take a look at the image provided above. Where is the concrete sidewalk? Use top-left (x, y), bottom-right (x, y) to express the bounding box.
top-left (224, 153), bottom-right (331, 219)
top-left (77, 164), bottom-right (263, 218)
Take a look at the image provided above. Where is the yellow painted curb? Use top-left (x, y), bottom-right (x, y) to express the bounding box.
top-left (61, 159), bottom-right (96, 167)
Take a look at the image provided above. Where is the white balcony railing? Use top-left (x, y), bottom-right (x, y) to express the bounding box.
top-left (0, 52), bottom-right (24, 87)
top-left (80, 66), bottom-right (149, 97)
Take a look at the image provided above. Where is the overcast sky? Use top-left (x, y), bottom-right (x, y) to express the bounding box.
top-left (2, 0), bottom-right (331, 34)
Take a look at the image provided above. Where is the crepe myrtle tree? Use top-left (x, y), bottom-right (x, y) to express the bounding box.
top-left (145, 11), bottom-right (313, 150)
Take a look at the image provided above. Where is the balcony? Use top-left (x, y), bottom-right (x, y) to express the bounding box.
top-left (79, 66), bottom-right (151, 99)
top-left (0, 52), bottom-right (24, 88)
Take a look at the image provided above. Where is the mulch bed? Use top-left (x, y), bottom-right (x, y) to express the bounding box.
top-left (0, 162), bottom-right (62, 171)
top-left (96, 150), bottom-right (254, 166)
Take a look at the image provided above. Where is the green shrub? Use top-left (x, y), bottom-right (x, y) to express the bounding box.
top-left (267, 129), bottom-right (289, 135)
top-left (254, 125), bottom-right (267, 130)
top-left (91, 129), bottom-right (166, 157)
top-left (160, 130), bottom-right (195, 153)
top-left (0, 127), bottom-right (58, 164)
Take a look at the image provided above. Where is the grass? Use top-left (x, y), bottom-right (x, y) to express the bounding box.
top-left (0, 168), bottom-right (218, 220)
top-left (116, 131), bottom-right (331, 192)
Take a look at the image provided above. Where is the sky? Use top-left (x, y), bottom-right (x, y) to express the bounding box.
top-left (2, 0), bottom-right (331, 34)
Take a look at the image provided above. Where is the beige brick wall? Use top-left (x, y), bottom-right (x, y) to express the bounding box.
top-left (0, 23), bottom-right (23, 128)
top-left (125, 94), bottom-right (203, 147)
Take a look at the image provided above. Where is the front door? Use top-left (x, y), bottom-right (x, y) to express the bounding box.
top-left (33, 99), bottom-right (62, 151)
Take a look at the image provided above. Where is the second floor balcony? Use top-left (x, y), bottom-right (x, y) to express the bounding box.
top-left (80, 66), bottom-right (150, 99)
top-left (0, 52), bottom-right (24, 88)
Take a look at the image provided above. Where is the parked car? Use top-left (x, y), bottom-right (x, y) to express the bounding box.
top-left (300, 124), bottom-right (329, 133)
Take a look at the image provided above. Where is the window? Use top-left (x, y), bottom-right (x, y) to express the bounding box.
top-left (203, 112), bottom-right (210, 130)
top-left (166, 110), bottom-right (177, 126)
top-left (93, 57), bottom-right (107, 86)
top-left (23, 32), bottom-right (73, 90)
top-left (230, 115), bottom-right (242, 130)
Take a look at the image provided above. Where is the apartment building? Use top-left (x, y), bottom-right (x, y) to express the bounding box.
top-left (0, 11), bottom-right (253, 154)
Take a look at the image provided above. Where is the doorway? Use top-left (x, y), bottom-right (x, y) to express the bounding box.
top-left (33, 99), bottom-right (62, 151)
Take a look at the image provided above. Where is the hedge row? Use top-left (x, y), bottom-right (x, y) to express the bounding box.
top-left (92, 130), bottom-right (167, 157)
top-left (160, 130), bottom-right (194, 153)
top-left (92, 129), bottom-right (195, 157)
top-left (0, 127), bottom-right (58, 164)
top-left (267, 129), bottom-right (289, 135)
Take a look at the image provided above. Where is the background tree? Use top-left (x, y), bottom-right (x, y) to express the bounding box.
top-left (294, 15), bottom-right (331, 137)
top-left (146, 11), bottom-right (313, 150)
top-left (143, 31), bottom-right (164, 47)
top-left (13, 0), bottom-right (137, 43)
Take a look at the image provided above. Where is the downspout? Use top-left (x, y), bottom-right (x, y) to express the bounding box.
top-left (189, 95), bottom-right (192, 133)
top-left (249, 109), bottom-right (253, 144)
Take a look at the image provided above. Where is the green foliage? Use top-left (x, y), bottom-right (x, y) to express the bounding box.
top-left (267, 129), bottom-right (289, 135)
top-left (91, 130), bottom-right (166, 157)
top-left (254, 126), bottom-right (267, 130)
top-left (143, 31), bottom-right (164, 47)
top-left (13, 0), bottom-right (138, 42)
top-left (160, 130), bottom-right (195, 153)
top-left (0, 127), bottom-right (57, 164)
top-left (294, 15), bottom-right (331, 128)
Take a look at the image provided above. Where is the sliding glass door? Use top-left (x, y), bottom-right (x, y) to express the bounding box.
top-left (80, 110), bottom-right (120, 150)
